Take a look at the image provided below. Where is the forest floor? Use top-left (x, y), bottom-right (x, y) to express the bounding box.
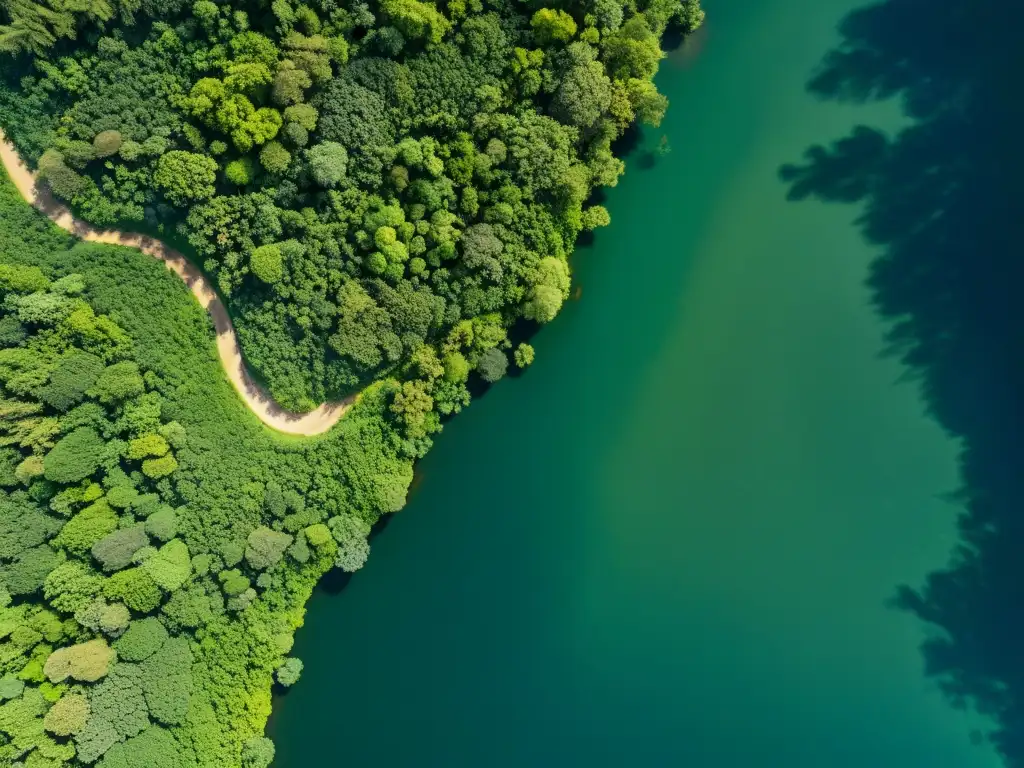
top-left (0, 130), bottom-right (352, 435)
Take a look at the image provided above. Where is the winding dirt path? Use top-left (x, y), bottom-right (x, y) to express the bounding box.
top-left (0, 131), bottom-right (353, 436)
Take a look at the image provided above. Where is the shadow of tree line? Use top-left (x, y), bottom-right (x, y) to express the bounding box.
top-left (779, 0), bottom-right (1024, 763)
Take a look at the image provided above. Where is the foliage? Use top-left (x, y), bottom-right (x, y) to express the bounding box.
top-left (306, 141), bottom-right (348, 187)
top-left (327, 513), bottom-right (370, 572)
top-left (90, 362), bottom-right (144, 405)
top-left (532, 8), bottom-right (578, 44)
top-left (103, 566), bottom-right (163, 613)
top-left (0, 0), bottom-right (698, 411)
top-left (114, 617), bottom-right (168, 661)
top-left (91, 524), bottom-right (149, 572)
top-left (244, 526), bottom-right (292, 570)
top-left (240, 736), bottom-right (274, 768)
top-left (43, 692), bottom-right (90, 736)
top-left (142, 453), bottom-right (178, 479)
top-left (0, 207), bottom-right (419, 763)
top-left (0, 0), bottom-right (702, 759)
top-left (44, 639), bottom-right (115, 683)
top-left (53, 500), bottom-right (118, 556)
top-left (248, 244), bottom-right (283, 284)
top-left (476, 348), bottom-right (508, 383)
top-left (275, 657), bottom-right (302, 687)
top-left (141, 539), bottom-right (191, 591)
top-left (144, 506), bottom-right (176, 542)
top-left (38, 351), bottom-right (104, 411)
top-left (43, 427), bottom-right (106, 484)
top-left (513, 343), bottom-right (534, 368)
top-left (98, 725), bottom-right (190, 768)
top-left (153, 152), bottom-right (218, 207)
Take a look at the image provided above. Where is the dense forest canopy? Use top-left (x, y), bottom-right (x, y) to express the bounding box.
top-left (0, 173), bottom-right (417, 767)
top-left (0, 0), bottom-right (702, 411)
top-left (0, 0), bottom-right (703, 763)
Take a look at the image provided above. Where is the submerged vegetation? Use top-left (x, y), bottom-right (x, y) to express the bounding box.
top-left (0, 0), bottom-right (703, 762)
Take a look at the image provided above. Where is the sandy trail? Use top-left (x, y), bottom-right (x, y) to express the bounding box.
top-left (0, 131), bottom-right (352, 436)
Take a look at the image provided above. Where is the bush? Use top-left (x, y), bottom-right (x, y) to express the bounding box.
top-left (0, 676), bottom-right (25, 700)
top-left (275, 656), bottom-right (302, 686)
top-left (153, 150), bottom-right (218, 206)
top-left (53, 500), bottom-right (118, 556)
top-left (97, 725), bottom-right (187, 768)
top-left (106, 485), bottom-right (140, 510)
top-left (38, 149), bottom-right (91, 200)
top-left (241, 736), bottom-right (275, 768)
top-left (327, 514), bottom-right (370, 572)
top-left (0, 263), bottom-right (49, 293)
top-left (144, 506), bottom-right (176, 541)
top-left (99, 602), bottom-right (131, 635)
top-left (142, 539), bottom-right (191, 591)
top-left (443, 352), bottom-right (470, 383)
top-left (3, 544), bottom-right (60, 595)
top-left (531, 7), bottom-right (578, 43)
top-left (581, 204), bottom-right (611, 230)
top-left (15, 455), bottom-right (44, 484)
top-left (103, 566), bottom-right (163, 613)
top-left (218, 568), bottom-right (250, 596)
top-left (513, 343), bottom-right (535, 368)
top-left (127, 434), bottom-right (170, 460)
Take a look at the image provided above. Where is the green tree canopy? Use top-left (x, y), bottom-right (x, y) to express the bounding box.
top-left (244, 526), bottom-right (293, 570)
top-left (153, 151), bottom-right (218, 206)
top-left (44, 638), bottom-right (115, 683)
top-left (476, 347), bottom-right (508, 383)
top-left (249, 244), bottom-right (283, 284)
top-left (306, 141), bottom-right (348, 187)
top-left (43, 427), bottom-right (107, 484)
top-left (43, 693), bottom-right (91, 736)
top-left (115, 617), bottom-right (169, 661)
top-left (531, 8), bottom-right (577, 44)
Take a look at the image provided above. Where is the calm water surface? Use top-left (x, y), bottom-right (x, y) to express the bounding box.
top-left (271, 0), bottom-right (999, 764)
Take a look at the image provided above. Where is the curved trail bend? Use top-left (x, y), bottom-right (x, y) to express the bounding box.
top-left (0, 131), bottom-right (352, 436)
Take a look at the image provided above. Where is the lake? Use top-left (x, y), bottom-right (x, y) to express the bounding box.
top-left (270, 0), bottom-right (999, 764)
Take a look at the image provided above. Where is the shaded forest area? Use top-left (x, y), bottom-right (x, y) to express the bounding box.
top-left (780, 0), bottom-right (1024, 763)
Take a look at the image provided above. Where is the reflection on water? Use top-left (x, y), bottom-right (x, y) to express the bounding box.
top-left (666, 18), bottom-right (711, 68)
top-left (270, 0), bottom-right (1004, 765)
top-left (781, 0), bottom-right (1024, 763)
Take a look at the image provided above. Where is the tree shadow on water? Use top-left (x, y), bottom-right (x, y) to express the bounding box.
top-left (780, 0), bottom-right (1024, 763)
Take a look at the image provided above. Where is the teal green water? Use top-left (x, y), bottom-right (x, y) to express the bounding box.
top-left (271, 0), bottom-right (1000, 764)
